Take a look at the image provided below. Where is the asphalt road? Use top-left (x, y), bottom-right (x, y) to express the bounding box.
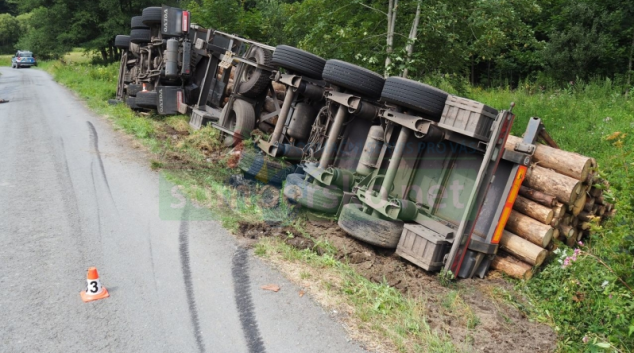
top-left (0, 67), bottom-right (366, 353)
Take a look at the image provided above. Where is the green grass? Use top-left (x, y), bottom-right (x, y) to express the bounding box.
top-left (470, 81), bottom-right (634, 353)
top-left (255, 237), bottom-right (459, 353)
top-left (0, 55), bottom-right (12, 66)
top-left (38, 57), bottom-right (634, 352)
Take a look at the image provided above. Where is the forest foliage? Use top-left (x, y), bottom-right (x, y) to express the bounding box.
top-left (1, 0), bottom-right (634, 87)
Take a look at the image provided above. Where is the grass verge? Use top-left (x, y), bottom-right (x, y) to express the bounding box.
top-left (0, 55), bottom-right (11, 66)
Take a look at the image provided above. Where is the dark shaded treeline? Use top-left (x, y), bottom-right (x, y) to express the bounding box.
top-left (2, 0), bottom-right (633, 88)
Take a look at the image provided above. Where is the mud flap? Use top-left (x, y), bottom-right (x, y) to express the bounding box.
top-left (156, 86), bottom-right (184, 115)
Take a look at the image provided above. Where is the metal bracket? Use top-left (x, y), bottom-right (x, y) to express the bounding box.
top-left (502, 149), bottom-right (531, 165)
top-left (325, 91), bottom-right (362, 110)
top-left (275, 72), bottom-right (303, 88)
top-left (218, 50), bottom-right (233, 69)
top-left (514, 142), bottom-right (535, 154)
top-left (378, 109), bottom-right (433, 134)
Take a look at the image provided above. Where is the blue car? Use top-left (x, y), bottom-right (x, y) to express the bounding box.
top-left (11, 51), bottom-right (37, 68)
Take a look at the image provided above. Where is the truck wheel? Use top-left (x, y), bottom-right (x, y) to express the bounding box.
top-left (271, 45), bottom-right (326, 80)
top-left (381, 77), bottom-right (448, 121)
top-left (283, 173), bottom-right (343, 213)
top-left (136, 91), bottom-right (157, 108)
top-left (126, 96), bottom-right (139, 109)
top-left (338, 203), bottom-right (404, 248)
top-left (236, 47), bottom-right (272, 98)
top-left (114, 35), bottom-right (131, 50)
top-left (127, 84), bottom-right (143, 97)
top-left (130, 29), bottom-right (151, 44)
top-left (223, 99), bottom-right (256, 147)
top-left (322, 59), bottom-right (385, 100)
top-left (131, 16), bottom-right (149, 30)
top-left (238, 150), bottom-right (294, 185)
top-left (142, 7), bottom-right (162, 26)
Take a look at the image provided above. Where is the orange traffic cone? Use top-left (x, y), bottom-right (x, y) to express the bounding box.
top-left (80, 267), bottom-right (110, 303)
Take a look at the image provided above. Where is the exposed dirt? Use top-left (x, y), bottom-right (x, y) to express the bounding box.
top-left (138, 117), bottom-right (557, 352)
top-left (236, 209), bottom-right (556, 353)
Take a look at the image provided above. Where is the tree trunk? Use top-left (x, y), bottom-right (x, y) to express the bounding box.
top-left (100, 48), bottom-right (108, 62)
top-left (401, 1), bottom-right (420, 79)
top-left (384, 0), bottom-right (398, 75)
top-left (513, 195), bottom-right (554, 224)
top-left (491, 251), bottom-right (533, 280)
top-left (628, 27), bottom-right (634, 88)
top-left (505, 210), bottom-right (554, 248)
top-left (500, 230), bottom-right (548, 266)
top-left (524, 165), bottom-right (582, 204)
top-left (519, 186), bottom-right (557, 207)
top-left (506, 135), bottom-right (592, 181)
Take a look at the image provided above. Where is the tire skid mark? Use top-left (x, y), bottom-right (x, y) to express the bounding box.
top-left (54, 136), bottom-right (88, 259)
top-left (86, 121), bottom-right (113, 198)
top-left (232, 248), bottom-right (267, 353)
top-left (179, 206), bottom-right (206, 353)
top-left (89, 160), bottom-right (102, 238)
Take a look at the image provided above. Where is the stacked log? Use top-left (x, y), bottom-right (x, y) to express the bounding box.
top-left (491, 135), bottom-right (615, 280)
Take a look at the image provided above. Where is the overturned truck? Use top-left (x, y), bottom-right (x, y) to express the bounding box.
top-left (114, 6), bottom-right (561, 279)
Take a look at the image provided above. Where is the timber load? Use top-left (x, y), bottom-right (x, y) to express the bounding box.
top-left (490, 135), bottom-right (615, 279)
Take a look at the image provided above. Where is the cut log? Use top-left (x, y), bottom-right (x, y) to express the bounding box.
top-left (578, 230), bottom-right (590, 242)
top-left (263, 96), bottom-right (282, 113)
top-left (500, 230), bottom-right (548, 266)
top-left (584, 198), bottom-right (595, 212)
top-left (505, 210), bottom-right (554, 248)
top-left (595, 195), bottom-right (605, 205)
top-left (491, 251), bottom-right (533, 280)
top-left (506, 135), bottom-right (592, 181)
top-left (571, 216), bottom-right (579, 228)
top-left (552, 228), bottom-right (560, 241)
top-left (578, 211), bottom-right (596, 222)
top-left (513, 196), bottom-right (554, 224)
top-left (589, 187), bottom-right (603, 198)
top-left (596, 205), bottom-right (606, 216)
top-left (586, 172), bottom-right (596, 185)
top-left (553, 202), bottom-right (565, 219)
top-left (558, 224), bottom-right (575, 239)
top-left (550, 217), bottom-right (560, 228)
top-left (518, 186), bottom-right (557, 207)
top-left (580, 222), bottom-right (591, 230)
top-left (565, 229), bottom-right (578, 246)
top-left (571, 192), bottom-right (587, 216)
top-left (524, 165), bottom-right (582, 204)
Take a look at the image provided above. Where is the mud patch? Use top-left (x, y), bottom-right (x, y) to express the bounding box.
top-left (236, 211), bottom-right (556, 353)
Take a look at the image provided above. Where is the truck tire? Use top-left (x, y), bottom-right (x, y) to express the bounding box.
top-left (127, 84), bottom-right (143, 97)
top-left (114, 35), bottom-right (131, 49)
top-left (381, 77), bottom-right (448, 121)
top-left (238, 150), bottom-right (294, 185)
top-left (283, 173), bottom-right (343, 213)
top-left (271, 45), bottom-right (326, 80)
top-left (126, 96), bottom-right (139, 109)
top-left (130, 29), bottom-right (151, 44)
top-left (322, 59), bottom-right (385, 100)
top-left (142, 7), bottom-right (162, 25)
top-left (223, 99), bottom-right (256, 147)
top-left (136, 91), bottom-right (157, 108)
top-left (236, 47), bottom-right (272, 98)
top-left (131, 16), bottom-right (149, 30)
top-left (338, 203), bottom-right (404, 248)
